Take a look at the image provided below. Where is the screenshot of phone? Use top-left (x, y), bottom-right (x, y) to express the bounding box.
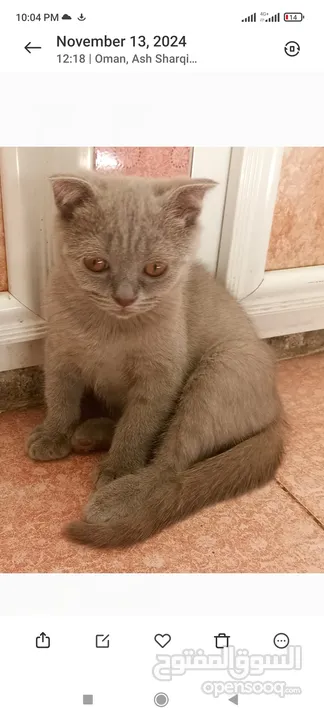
top-left (0, 2), bottom-right (323, 718)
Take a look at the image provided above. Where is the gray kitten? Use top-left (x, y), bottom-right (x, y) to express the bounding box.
top-left (26, 172), bottom-right (284, 547)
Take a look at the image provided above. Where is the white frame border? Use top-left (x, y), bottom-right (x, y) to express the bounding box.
top-left (218, 147), bottom-right (324, 338)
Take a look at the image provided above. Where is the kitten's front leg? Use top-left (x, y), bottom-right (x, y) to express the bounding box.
top-left (27, 356), bottom-right (84, 461)
top-left (96, 376), bottom-right (176, 487)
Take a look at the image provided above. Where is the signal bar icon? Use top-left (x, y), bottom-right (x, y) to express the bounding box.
top-left (266, 12), bottom-right (280, 21)
top-left (241, 12), bottom-right (257, 22)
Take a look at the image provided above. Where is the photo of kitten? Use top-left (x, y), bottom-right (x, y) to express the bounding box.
top-left (1, 146), bottom-right (323, 573)
top-left (27, 172), bottom-right (284, 547)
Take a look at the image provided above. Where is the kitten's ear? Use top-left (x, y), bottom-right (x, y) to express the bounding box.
top-left (163, 179), bottom-right (216, 228)
top-left (50, 175), bottom-right (95, 218)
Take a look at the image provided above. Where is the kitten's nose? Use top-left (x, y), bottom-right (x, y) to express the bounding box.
top-left (113, 294), bottom-right (137, 307)
top-left (113, 281), bottom-right (138, 308)
top-left (113, 286), bottom-right (137, 307)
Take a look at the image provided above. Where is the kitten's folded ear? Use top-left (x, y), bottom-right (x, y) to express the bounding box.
top-left (50, 175), bottom-right (95, 218)
top-left (162, 178), bottom-right (216, 228)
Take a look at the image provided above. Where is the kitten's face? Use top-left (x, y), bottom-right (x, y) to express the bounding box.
top-left (51, 173), bottom-right (215, 319)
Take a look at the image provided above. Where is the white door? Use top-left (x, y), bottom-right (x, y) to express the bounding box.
top-left (216, 147), bottom-right (324, 338)
top-left (0, 146), bottom-right (231, 371)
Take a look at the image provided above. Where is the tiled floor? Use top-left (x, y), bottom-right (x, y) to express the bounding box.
top-left (1, 353), bottom-right (324, 573)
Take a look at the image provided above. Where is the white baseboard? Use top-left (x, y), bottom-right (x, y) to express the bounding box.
top-left (0, 293), bottom-right (46, 371)
top-left (243, 266), bottom-right (324, 338)
top-left (0, 340), bottom-right (44, 373)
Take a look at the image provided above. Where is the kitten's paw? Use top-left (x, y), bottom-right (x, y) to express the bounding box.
top-left (64, 470), bottom-right (164, 546)
top-left (95, 453), bottom-right (146, 489)
top-left (27, 425), bottom-right (72, 461)
top-left (71, 418), bottom-right (115, 454)
top-left (85, 474), bottom-right (146, 524)
top-left (94, 457), bottom-right (124, 488)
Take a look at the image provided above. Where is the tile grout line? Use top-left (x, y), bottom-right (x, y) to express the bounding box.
top-left (275, 479), bottom-right (324, 531)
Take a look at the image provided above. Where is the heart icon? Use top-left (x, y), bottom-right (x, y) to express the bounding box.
top-left (154, 633), bottom-right (171, 648)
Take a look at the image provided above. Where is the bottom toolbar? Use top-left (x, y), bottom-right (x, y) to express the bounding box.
top-left (0, 615), bottom-right (321, 718)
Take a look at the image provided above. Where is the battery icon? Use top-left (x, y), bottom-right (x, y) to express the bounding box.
top-left (284, 13), bottom-right (305, 21)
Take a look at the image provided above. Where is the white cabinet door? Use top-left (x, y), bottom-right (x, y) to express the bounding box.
top-left (216, 147), bottom-right (324, 338)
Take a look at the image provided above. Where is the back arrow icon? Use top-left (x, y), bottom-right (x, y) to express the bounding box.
top-left (25, 42), bottom-right (42, 53)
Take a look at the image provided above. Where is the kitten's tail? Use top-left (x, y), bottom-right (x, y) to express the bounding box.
top-left (65, 416), bottom-right (285, 548)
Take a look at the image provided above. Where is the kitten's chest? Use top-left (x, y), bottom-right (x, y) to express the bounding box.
top-left (75, 329), bottom-right (131, 402)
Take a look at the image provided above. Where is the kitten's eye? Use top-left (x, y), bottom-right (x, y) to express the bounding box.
top-left (84, 257), bottom-right (109, 272)
top-left (144, 262), bottom-right (167, 277)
